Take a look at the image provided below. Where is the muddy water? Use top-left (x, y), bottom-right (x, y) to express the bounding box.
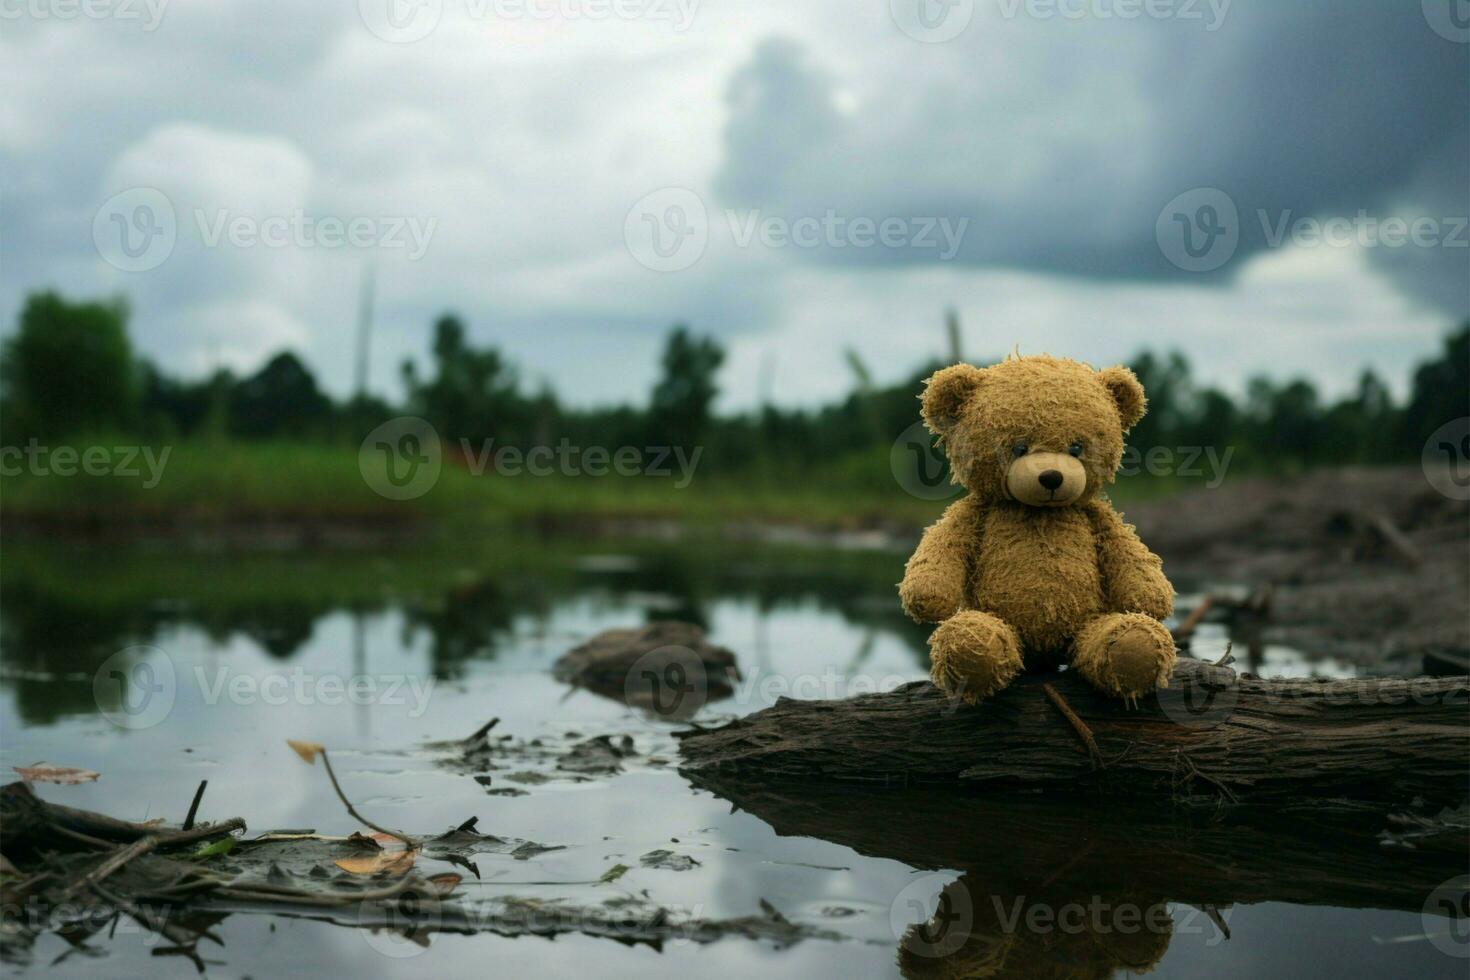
top-left (0, 537), bottom-right (1462, 978)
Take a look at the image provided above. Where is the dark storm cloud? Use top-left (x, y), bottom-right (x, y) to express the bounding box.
top-left (713, 5), bottom-right (1468, 316)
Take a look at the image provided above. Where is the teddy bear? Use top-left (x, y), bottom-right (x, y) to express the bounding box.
top-left (899, 354), bottom-right (1175, 705)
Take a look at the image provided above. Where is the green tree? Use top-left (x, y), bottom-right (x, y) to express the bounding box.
top-left (230, 351), bottom-right (333, 438)
top-left (402, 314), bottom-right (531, 444)
top-left (1, 291), bottom-right (138, 439)
top-left (648, 325), bottom-right (724, 449)
top-left (1400, 322), bottom-right (1470, 453)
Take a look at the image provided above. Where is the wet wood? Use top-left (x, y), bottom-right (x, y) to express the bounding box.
top-left (0, 781), bottom-right (244, 854)
top-left (677, 660), bottom-right (1470, 807)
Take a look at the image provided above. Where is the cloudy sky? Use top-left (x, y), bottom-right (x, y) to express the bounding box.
top-left (1, 0), bottom-right (1465, 411)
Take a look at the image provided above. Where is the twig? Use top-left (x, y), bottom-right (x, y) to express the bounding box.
top-left (318, 749), bottom-right (419, 849)
top-left (1041, 682), bottom-right (1103, 769)
top-left (463, 718), bottom-right (499, 744)
top-left (155, 818), bottom-right (245, 847)
top-left (183, 779), bottom-right (208, 831)
top-left (1172, 596), bottom-right (1216, 641)
top-left (1213, 641), bottom-right (1235, 668)
top-left (58, 836), bottom-right (160, 902)
top-left (51, 824), bottom-right (116, 849)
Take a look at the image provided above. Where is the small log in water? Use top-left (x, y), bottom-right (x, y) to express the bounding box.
top-left (677, 660), bottom-right (1470, 807)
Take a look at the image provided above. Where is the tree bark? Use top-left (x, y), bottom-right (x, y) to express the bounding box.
top-left (677, 660), bottom-right (1470, 807)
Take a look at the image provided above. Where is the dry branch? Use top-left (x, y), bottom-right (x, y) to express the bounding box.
top-left (0, 781), bottom-right (244, 853)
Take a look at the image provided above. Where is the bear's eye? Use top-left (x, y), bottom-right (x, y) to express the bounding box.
top-left (1067, 441), bottom-right (1084, 458)
top-left (1011, 441), bottom-right (1029, 458)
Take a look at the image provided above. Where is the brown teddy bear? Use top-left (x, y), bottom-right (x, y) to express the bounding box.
top-left (899, 354), bottom-right (1175, 705)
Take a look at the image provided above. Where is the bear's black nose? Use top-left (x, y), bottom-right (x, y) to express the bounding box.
top-left (1038, 469), bottom-right (1064, 491)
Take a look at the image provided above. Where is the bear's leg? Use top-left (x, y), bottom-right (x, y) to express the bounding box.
top-left (928, 611), bottom-right (1024, 704)
top-left (1072, 613), bottom-right (1176, 706)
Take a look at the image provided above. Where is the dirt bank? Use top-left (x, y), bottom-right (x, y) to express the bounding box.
top-left (1124, 467), bottom-right (1468, 671)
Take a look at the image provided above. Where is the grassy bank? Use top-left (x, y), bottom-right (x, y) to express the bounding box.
top-left (0, 439), bottom-right (1206, 533)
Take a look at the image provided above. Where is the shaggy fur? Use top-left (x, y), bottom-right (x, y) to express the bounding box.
top-left (900, 355), bottom-right (1176, 704)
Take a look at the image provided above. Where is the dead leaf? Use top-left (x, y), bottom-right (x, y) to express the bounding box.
top-left (361, 831), bottom-right (417, 851)
top-left (335, 835), bottom-right (418, 875)
top-left (286, 740), bottom-right (325, 764)
top-left (345, 832), bottom-right (384, 850)
top-left (13, 765), bottom-right (99, 785)
top-left (335, 848), bottom-right (418, 875)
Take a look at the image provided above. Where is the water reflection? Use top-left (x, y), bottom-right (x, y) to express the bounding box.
top-left (897, 874), bottom-right (1174, 980)
top-left (0, 536), bottom-right (928, 726)
top-left (684, 774), bottom-right (1469, 978)
top-left (3, 536), bottom-right (1460, 979)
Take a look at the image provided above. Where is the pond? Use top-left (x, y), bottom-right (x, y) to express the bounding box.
top-left (0, 534), bottom-right (1462, 978)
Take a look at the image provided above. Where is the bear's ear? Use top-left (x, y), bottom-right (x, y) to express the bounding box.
top-left (921, 363), bottom-right (984, 434)
top-left (1098, 365), bottom-right (1147, 431)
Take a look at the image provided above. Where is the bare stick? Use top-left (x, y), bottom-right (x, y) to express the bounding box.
top-left (1171, 596), bottom-right (1215, 641)
top-left (157, 818), bottom-right (245, 847)
top-left (58, 836), bottom-right (160, 902)
top-left (1041, 682), bottom-right (1103, 769)
top-left (183, 779), bottom-right (208, 831)
top-left (318, 749), bottom-right (418, 849)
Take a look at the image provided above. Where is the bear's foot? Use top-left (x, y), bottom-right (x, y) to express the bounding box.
top-left (1072, 613), bottom-right (1176, 706)
top-left (929, 611), bottom-right (1024, 705)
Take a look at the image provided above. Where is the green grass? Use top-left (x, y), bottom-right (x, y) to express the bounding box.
top-left (0, 438), bottom-right (1208, 532)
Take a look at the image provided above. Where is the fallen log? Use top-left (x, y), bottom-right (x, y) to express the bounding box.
top-left (677, 660), bottom-right (1470, 807)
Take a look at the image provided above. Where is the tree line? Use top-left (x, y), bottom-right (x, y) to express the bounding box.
top-left (2, 290), bottom-right (1465, 475)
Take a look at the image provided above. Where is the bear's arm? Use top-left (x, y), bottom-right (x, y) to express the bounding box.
top-left (1084, 499), bottom-right (1174, 620)
top-left (898, 497), bottom-right (979, 623)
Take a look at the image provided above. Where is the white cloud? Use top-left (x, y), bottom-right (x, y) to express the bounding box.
top-left (0, 1), bottom-right (1461, 410)
top-left (175, 299), bottom-right (312, 376)
top-left (107, 124), bottom-right (314, 215)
